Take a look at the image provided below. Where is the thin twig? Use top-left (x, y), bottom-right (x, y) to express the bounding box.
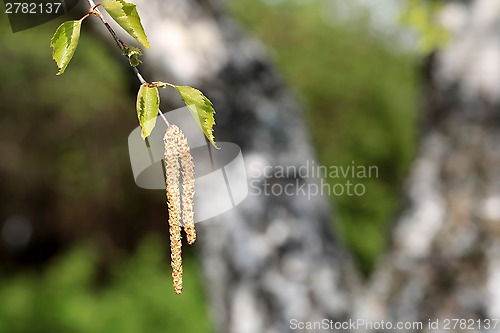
top-left (86, 0), bottom-right (170, 126)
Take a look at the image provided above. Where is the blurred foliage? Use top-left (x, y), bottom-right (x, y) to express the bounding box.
top-left (0, 237), bottom-right (212, 333)
top-left (0, 12), bottom-right (171, 257)
top-left (400, 0), bottom-right (449, 54)
top-left (230, 0), bottom-right (420, 273)
top-left (0, 13), bottom-right (211, 332)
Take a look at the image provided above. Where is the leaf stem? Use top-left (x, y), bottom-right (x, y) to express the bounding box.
top-left (86, 0), bottom-right (170, 127)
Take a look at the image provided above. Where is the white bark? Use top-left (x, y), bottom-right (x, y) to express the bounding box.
top-left (358, 1), bottom-right (500, 331)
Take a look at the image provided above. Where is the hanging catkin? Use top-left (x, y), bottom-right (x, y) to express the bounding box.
top-left (163, 124), bottom-right (196, 294)
top-left (177, 129), bottom-right (196, 245)
top-left (164, 125), bottom-right (183, 295)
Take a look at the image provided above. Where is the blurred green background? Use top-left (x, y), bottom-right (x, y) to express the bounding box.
top-left (0, 0), bottom-right (422, 331)
top-left (229, 0), bottom-right (419, 273)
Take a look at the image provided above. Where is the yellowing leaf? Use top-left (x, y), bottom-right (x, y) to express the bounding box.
top-left (136, 84), bottom-right (159, 139)
top-left (174, 85), bottom-right (219, 149)
top-left (51, 20), bottom-right (83, 75)
top-left (101, 0), bottom-right (150, 49)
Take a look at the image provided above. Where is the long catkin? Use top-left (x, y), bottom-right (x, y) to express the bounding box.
top-left (164, 125), bottom-right (183, 295)
top-left (163, 124), bottom-right (197, 294)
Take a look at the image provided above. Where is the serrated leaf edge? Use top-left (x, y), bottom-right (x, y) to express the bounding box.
top-left (174, 85), bottom-right (219, 149)
top-left (136, 84), bottom-right (160, 139)
top-left (51, 19), bottom-right (84, 76)
top-left (101, 0), bottom-right (150, 49)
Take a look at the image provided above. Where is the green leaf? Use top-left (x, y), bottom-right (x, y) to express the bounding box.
top-left (173, 85), bottom-right (219, 149)
top-left (101, 0), bottom-right (150, 49)
top-left (51, 20), bottom-right (83, 75)
top-left (123, 45), bottom-right (142, 67)
top-left (136, 84), bottom-right (159, 139)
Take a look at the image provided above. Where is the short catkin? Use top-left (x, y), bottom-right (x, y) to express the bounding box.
top-left (177, 129), bottom-right (196, 245)
top-left (163, 124), bottom-right (196, 294)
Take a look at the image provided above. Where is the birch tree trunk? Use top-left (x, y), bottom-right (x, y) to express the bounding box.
top-left (357, 1), bottom-right (500, 331)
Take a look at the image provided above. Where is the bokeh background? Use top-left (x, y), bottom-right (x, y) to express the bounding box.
top-left (0, 0), bottom-right (447, 332)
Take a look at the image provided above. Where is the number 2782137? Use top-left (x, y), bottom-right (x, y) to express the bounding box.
top-left (5, 2), bottom-right (62, 14)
